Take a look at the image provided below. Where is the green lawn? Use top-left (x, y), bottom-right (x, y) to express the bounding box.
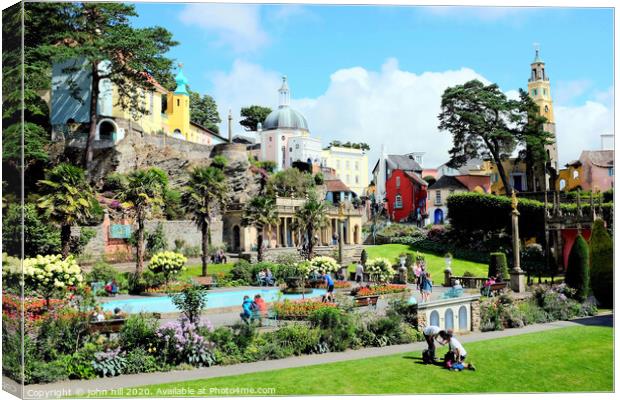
top-left (365, 244), bottom-right (487, 277)
top-left (179, 263), bottom-right (235, 279)
top-left (105, 325), bottom-right (612, 396)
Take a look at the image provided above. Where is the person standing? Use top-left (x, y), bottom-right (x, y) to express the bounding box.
top-left (421, 271), bottom-right (433, 302)
top-left (321, 270), bottom-right (335, 302)
top-left (422, 325), bottom-right (446, 363)
top-left (240, 295), bottom-right (253, 324)
top-left (355, 261), bottom-right (365, 284)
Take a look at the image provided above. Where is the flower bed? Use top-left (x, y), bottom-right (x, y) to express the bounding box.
top-left (350, 284), bottom-right (409, 297)
top-left (273, 299), bottom-right (337, 320)
top-left (315, 281), bottom-right (351, 289)
top-left (143, 281), bottom-right (194, 295)
top-left (2, 294), bottom-right (66, 321)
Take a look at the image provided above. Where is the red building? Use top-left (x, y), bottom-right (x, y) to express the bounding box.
top-left (385, 169), bottom-right (428, 222)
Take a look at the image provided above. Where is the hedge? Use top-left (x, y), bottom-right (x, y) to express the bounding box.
top-left (589, 219), bottom-right (613, 308)
top-left (447, 192), bottom-right (613, 239)
top-left (565, 234), bottom-right (590, 302)
top-left (488, 252), bottom-right (509, 280)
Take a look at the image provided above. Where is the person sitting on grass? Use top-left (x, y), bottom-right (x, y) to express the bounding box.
top-left (439, 330), bottom-right (476, 371)
top-left (240, 295), bottom-right (254, 324)
top-left (321, 270), bottom-right (335, 303)
top-left (257, 269), bottom-right (267, 286)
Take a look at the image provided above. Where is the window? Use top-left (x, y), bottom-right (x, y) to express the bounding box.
top-left (177, 99), bottom-right (180, 107)
top-left (355, 175), bottom-right (359, 184)
top-left (395, 195), bottom-right (403, 209)
top-left (430, 311), bottom-right (439, 327)
top-left (396, 176), bottom-right (401, 188)
top-left (435, 190), bottom-right (442, 205)
top-left (559, 179), bottom-right (566, 190)
top-left (544, 105), bottom-right (549, 113)
top-left (573, 170), bottom-right (579, 179)
top-left (543, 89), bottom-right (547, 96)
top-left (269, 137), bottom-right (272, 142)
top-left (295, 144), bottom-right (299, 149)
top-left (609, 168), bottom-right (614, 176)
top-left (355, 161), bottom-right (359, 170)
top-left (458, 306), bottom-right (468, 331)
top-left (449, 189), bottom-right (455, 195)
top-left (445, 309), bottom-right (454, 330)
top-left (533, 89), bottom-right (537, 96)
top-left (336, 160), bottom-right (341, 169)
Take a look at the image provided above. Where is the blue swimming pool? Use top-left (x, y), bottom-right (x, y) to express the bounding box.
top-left (101, 288), bottom-right (327, 314)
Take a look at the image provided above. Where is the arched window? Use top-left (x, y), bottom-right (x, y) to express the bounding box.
top-left (395, 195), bottom-right (403, 209)
top-left (445, 309), bottom-right (454, 330)
top-left (559, 179), bottom-right (566, 190)
top-left (430, 311), bottom-right (440, 327)
top-left (459, 306), bottom-right (468, 331)
top-left (396, 176), bottom-right (401, 188)
top-left (573, 170), bottom-right (579, 179)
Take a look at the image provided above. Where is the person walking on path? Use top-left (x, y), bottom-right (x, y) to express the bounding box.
top-left (421, 271), bottom-right (433, 302)
top-left (422, 325), bottom-right (446, 363)
top-left (321, 270), bottom-right (335, 302)
top-left (355, 261), bottom-right (365, 284)
top-left (439, 330), bottom-right (476, 371)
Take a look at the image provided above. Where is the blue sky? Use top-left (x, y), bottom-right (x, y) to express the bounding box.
top-left (131, 3), bottom-right (614, 166)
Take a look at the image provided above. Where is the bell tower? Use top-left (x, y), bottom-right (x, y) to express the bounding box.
top-left (527, 45), bottom-right (559, 191)
top-left (166, 64), bottom-right (191, 140)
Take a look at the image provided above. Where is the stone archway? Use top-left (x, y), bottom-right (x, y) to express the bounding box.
top-left (96, 118), bottom-right (118, 141)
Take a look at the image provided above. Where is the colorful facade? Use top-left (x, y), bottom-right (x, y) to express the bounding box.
top-left (384, 169), bottom-right (428, 222)
top-left (321, 146), bottom-right (369, 197)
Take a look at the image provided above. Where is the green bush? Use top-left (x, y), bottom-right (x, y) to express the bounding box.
top-left (36, 310), bottom-right (91, 361)
top-left (589, 219), bottom-right (613, 308)
top-left (120, 314), bottom-right (159, 350)
top-left (87, 261), bottom-right (120, 283)
top-left (309, 307), bottom-right (359, 352)
top-left (265, 324), bottom-right (321, 356)
top-left (489, 252), bottom-right (509, 280)
top-left (29, 358), bottom-right (70, 383)
top-left (2, 203), bottom-right (60, 257)
top-left (360, 249), bottom-right (368, 266)
top-left (66, 342), bottom-right (99, 380)
top-left (145, 223), bottom-right (167, 256)
top-left (123, 348), bottom-right (161, 374)
top-left (565, 235), bottom-right (590, 302)
top-left (170, 284), bottom-right (209, 324)
top-left (230, 260), bottom-right (253, 284)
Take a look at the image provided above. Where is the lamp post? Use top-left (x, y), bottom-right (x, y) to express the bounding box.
top-left (510, 191), bottom-right (526, 292)
top-left (338, 203), bottom-right (345, 265)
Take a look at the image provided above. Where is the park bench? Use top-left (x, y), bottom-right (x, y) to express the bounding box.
top-left (481, 282), bottom-right (508, 296)
top-left (354, 295), bottom-right (379, 309)
top-left (89, 318), bottom-right (125, 336)
top-left (193, 276), bottom-right (217, 289)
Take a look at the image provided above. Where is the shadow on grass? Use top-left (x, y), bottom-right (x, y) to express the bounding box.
top-left (403, 355), bottom-right (448, 369)
top-left (570, 314), bottom-right (613, 327)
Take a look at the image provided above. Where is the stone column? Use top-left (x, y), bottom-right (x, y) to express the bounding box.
top-left (510, 192), bottom-right (526, 293)
top-left (283, 217), bottom-right (288, 247)
top-left (275, 219), bottom-right (280, 247)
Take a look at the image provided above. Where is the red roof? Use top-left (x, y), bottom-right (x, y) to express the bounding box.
top-left (326, 179), bottom-right (352, 193)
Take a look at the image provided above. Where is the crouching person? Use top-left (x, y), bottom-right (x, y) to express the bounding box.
top-left (439, 330), bottom-right (476, 371)
top-left (422, 325), bottom-right (445, 364)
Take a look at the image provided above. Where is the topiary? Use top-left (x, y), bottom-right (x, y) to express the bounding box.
top-left (565, 234), bottom-right (590, 302)
top-left (360, 249), bottom-right (368, 266)
top-left (488, 252), bottom-right (509, 280)
top-left (589, 219), bottom-right (613, 308)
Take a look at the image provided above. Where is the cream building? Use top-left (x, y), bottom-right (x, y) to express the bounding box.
top-left (321, 146), bottom-right (369, 197)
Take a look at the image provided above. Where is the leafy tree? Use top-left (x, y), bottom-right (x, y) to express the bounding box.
top-left (3, 203), bottom-right (61, 257)
top-left (188, 89), bottom-right (221, 133)
top-left (514, 89), bottom-right (555, 191)
top-left (39, 2), bottom-right (178, 167)
top-left (438, 80), bottom-right (520, 195)
top-left (37, 163), bottom-right (99, 258)
top-left (295, 192), bottom-right (328, 259)
top-left (182, 158), bottom-right (229, 276)
top-left (239, 105), bottom-right (272, 131)
top-left (589, 219), bottom-right (613, 308)
top-left (241, 196), bottom-right (278, 262)
top-left (117, 168), bottom-right (168, 276)
top-left (565, 234), bottom-right (590, 302)
top-left (267, 168), bottom-right (315, 198)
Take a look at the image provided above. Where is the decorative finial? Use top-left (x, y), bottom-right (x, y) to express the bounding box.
top-left (227, 109), bottom-right (232, 143)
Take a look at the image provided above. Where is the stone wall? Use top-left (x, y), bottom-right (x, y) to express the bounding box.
top-left (470, 299), bottom-right (481, 331)
top-left (78, 218), bottom-right (223, 262)
top-left (240, 244), bottom-right (364, 264)
top-left (416, 295), bottom-right (481, 332)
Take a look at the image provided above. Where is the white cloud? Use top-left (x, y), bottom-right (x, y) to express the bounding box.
top-left (212, 58), bottom-right (613, 169)
top-left (554, 79), bottom-right (592, 105)
top-left (178, 4), bottom-right (268, 53)
top-left (555, 101), bottom-right (614, 164)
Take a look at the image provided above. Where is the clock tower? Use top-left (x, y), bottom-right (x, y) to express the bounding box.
top-left (527, 45), bottom-right (559, 191)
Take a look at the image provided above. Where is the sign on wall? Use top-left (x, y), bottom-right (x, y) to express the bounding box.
top-left (109, 224), bottom-right (131, 239)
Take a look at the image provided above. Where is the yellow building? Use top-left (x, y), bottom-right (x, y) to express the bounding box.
top-left (556, 161), bottom-right (583, 191)
top-left (321, 145), bottom-right (369, 197)
top-left (489, 159), bottom-right (529, 194)
top-left (50, 60), bottom-right (225, 146)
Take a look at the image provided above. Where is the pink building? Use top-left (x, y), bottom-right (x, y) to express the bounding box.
top-left (578, 150), bottom-right (614, 192)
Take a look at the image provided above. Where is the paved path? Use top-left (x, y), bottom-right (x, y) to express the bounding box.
top-left (16, 313), bottom-right (612, 398)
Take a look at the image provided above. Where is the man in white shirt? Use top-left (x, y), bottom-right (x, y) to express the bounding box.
top-left (354, 262), bottom-right (364, 283)
top-left (422, 325), bottom-right (445, 363)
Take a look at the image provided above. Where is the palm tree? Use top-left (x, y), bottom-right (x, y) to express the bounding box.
top-left (117, 168), bottom-right (167, 276)
top-left (295, 192), bottom-right (328, 260)
top-left (241, 195), bottom-right (278, 262)
top-left (37, 163), bottom-right (98, 259)
top-left (182, 163), bottom-right (229, 276)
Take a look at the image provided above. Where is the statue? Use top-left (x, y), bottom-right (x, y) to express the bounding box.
top-left (511, 190), bottom-right (519, 214)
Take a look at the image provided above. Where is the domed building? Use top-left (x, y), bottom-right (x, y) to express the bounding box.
top-left (260, 76), bottom-right (322, 170)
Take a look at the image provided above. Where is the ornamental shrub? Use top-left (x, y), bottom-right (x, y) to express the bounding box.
top-left (92, 348), bottom-right (127, 377)
top-left (309, 256), bottom-right (340, 275)
top-left (119, 314), bottom-right (160, 351)
top-left (309, 307), bottom-right (359, 352)
top-left (360, 249), bottom-right (368, 266)
top-left (565, 235), bottom-right (590, 302)
top-left (156, 317), bottom-right (215, 367)
top-left (365, 258), bottom-right (396, 283)
top-left (488, 252), bottom-right (509, 280)
top-left (230, 260), bottom-right (253, 284)
top-left (5, 255), bottom-right (84, 304)
top-left (589, 219), bottom-right (613, 308)
top-left (123, 348), bottom-right (161, 374)
top-left (148, 251), bottom-right (187, 283)
top-left (170, 284), bottom-right (208, 324)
